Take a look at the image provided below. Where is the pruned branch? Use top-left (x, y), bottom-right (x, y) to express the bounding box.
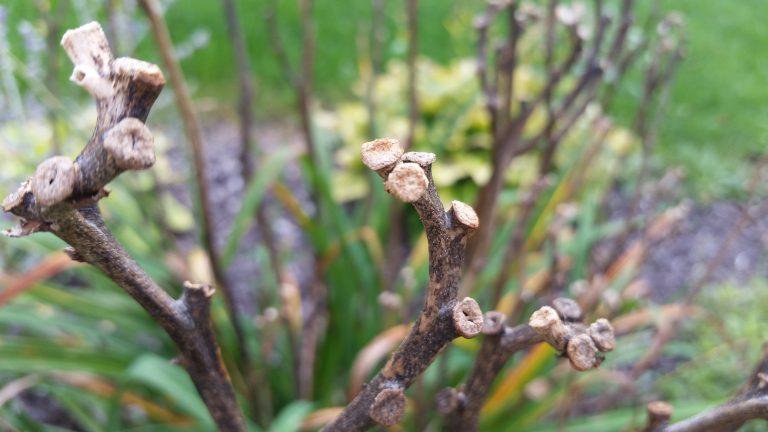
top-left (321, 139), bottom-right (482, 431)
top-left (1, 22), bottom-right (246, 432)
top-left (441, 299), bottom-right (616, 431)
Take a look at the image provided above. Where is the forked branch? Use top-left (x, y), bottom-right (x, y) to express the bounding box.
top-left (1, 22), bottom-right (245, 431)
top-left (440, 298), bottom-right (616, 431)
top-left (322, 139), bottom-right (483, 431)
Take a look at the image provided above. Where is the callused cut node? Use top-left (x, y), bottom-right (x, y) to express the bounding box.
top-left (183, 281), bottom-right (216, 298)
top-left (385, 162), bottom-right (428, 202)
top-left (646, 400), bottom-right (674, 427)
top-left (113, 57), bottom-right (165, 88)
top-left (369, 388), bottom-right (406, 427)
top-left (453, 297), bottom-right (484, 338)
top-left (104, 117), bottom-right (156, 170)
top-left (402, 151), bottom-right (436, 167)
top-left (361, 138), bottom-right (403, 173)
top-left (566, 333), bottom-right (600, 371)
top-left (60, 21), bottom-right (112, 76)
top-left (552, 297), bottom-right (582, 322)
top-left (482, 311), bottom-right (507, 335)
top-left (31, 156), bottom-right (77, 206)
top-left (451, 200), bottom-right (480, 230)
top-left (588, 318), bottom-right (615, 352)
top-left (61, 21), bottom-right (114, 99)
top-left (529, 306), bottom-right (569, 351)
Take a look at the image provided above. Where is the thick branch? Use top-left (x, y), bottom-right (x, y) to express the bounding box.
top-left (322, 140), bottom-right (481, 431)
top-left (2, 22), bottom-right (246, 432)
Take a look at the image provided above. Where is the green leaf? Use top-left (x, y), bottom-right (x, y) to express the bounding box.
top-left (267, 400), bottom-right (313, 432)
top-left (125, 354), bottom-right (214, 428)
top-left (222, 148), bottom-right (294, 268)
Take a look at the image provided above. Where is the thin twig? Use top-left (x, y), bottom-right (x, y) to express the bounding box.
top-left (221, 0), bottom-right (255, 181)
top-left (137, 0), bottom-right (254, 386)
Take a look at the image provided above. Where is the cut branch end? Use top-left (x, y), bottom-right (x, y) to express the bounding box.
top-left (589, 318), bottom-right (615, 352)
top-left (361, 138), bottom-right (403, 174)
top-left (385, 162), bottom-right (428, 202)
top-left (31, 156), bottom-right (77, 206)
top-left (104, 117), bottom-right (156, 170)
top-left (482, 311), bottom-right (507, 335)
top-left (402, 151), bottom-right (436, 167)
top-left (645, 400), bottom-right (673, 431)
top-left (567, 333), bottom-right (600, 371)
top-left (453, 297), bottom-right (484, 339)
top-left (451, 200), bottom-right (480, 231)
top-left (529, 306), bottom-right (569, 351)
top-left (552, 297), bottom-right (582, 322)
top-left (369, 388), bottom-right (406, 427)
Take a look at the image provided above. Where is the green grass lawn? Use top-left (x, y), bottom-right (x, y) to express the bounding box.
top-left (658, 0), bottom-right (768, 198)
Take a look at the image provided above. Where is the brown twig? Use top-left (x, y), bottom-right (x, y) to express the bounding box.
top-left (220, 0), bottom-right (284, 307)
top-left (263, 0), bottom-right (326, 400)
top-left (136, 0), bottom-right (252, 368)
top-left (1, 22), bottom-right (245, 431)
top-left (297, 0), bottom-right (319, 166)
top-left (105, 0), bottom-right (121, 53)
top-left (219, 1), bottom-right (278, 420)
top-left (467, 0), bottom-right (613, 272)
top-left (221, 0), bottom-right (255, 181)
top-left (322, 139), bottom-right (482, 431)
top-left (441, 299), bottom-right (615, 431)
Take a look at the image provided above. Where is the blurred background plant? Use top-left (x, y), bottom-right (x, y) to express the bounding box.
top-left (1, 0), bottom-right (767, 431)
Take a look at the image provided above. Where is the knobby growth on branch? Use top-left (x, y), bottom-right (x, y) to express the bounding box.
top-left (322, 138), bottom-right (617, 431)
top-left (1, 22), bottom-right (246, 432)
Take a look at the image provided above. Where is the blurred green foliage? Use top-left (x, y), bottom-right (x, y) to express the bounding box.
top-left (6, 0), bottom-right (766, 197)
top-left (321, 57), bottom-right (639, 204)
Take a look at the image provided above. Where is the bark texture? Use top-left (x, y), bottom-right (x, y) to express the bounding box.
top-left (321, 139), bottom-right (482, 431)
top-left (2, 22), bottom-right (246, 432)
